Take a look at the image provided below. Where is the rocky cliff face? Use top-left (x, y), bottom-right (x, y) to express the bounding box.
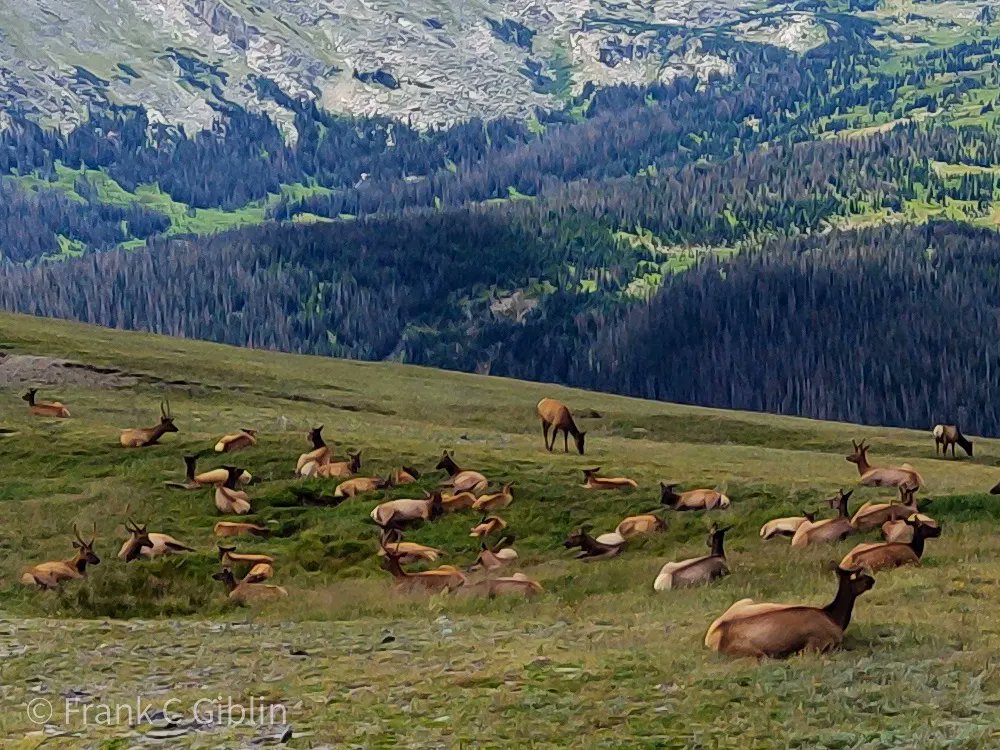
top-left (0, 0), bottom-right (824, 133)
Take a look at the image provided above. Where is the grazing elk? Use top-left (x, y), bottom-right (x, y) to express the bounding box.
top-left (846, 440), bottom-right (923, 489)
top-left (932, 424), bottom-right (973, 458)
top-left (790, 490), bottom-right (854, 548)
top-left (581, 468), bottom-right (638, 490)
top-left (563, 525), bottom-right (624, 560)
top-left (660, 483), bottom-right (730, 511)
top-left (840, 516), bottom-right (942, 571)
top-left (215, 429), bottom-right (258, 453)
top-left (212, 568), bottom-right (287, 605)
top-left (21, 524), bottom-right (100, 589)
top-left (654, 524), bottom-right (731, 590)
top-left (296, 426), bottom-right (332, 476)
top-left (22, 388), bottom-right (70, 418)
top-left (436, 451), bottom-right (489, 494)
top-left (120, 400), bottom-right (178, 448)
top-left (118, 519), bottom-right (194, 561)
top-left (536, 398), bottom-right (586, 454)
top-left (705, 567), bottom-right (875, 659)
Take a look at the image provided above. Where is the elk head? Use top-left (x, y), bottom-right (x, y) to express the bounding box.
top-left (845, 439), bottom-right (868, 465)
top-left (72, 522), bottom-right (101, 567)
top-left (123, 519), bottom-right (153, 562)
top-left (159, 400), bottom-right (179, 433)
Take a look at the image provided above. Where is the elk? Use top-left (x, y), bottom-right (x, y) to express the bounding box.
top-left (468, 534), bottom-right (518, 572)
top-left (296, 426), bottom-right (332, 476)
top-left (376, 529), bottom-right (445, 565)
top-left (472, 483), bottom-right (514, 512)
top-left (564, 525), bottom-right (624, 560)
top-left (581, 468), bottom-right (638, 490)
top-left (840, 516), bottom-right (942, 571)
top-left (21, 524), bottom-right (100, 589)
top-left (212, 568), bottom-right (287, 605)
top-left (932, 424), bottom-right (973, 457)
top-left (441, 490), bottom-right (478, 513)
top-left (120, 400), bottom-right (178, 448)
top-left (166, 455), bottom-right (251, 490)
top-left (760, 510), bottom-right (817, 541)
top-left (791, 490), bottom-right (855, 548)
top-left (463, 573), bottom-right (543, 598)
top-left (215, 466), bottom-right (252, 515)
top-left (654, 524), bottom-right (731, 590)
top-left (118, 519), bottom-right (194, 561)
top-left (846, 440), bottom-right (924, 489)
top-left (22, 388), bottom-right (70, 418)
top-left (705, 567), bottom-right (875, 659)
top-left (218, 545), bottom-right (274, 567)
top-left (615, 513), bottom-right (667, 540)
top-left (214, 521), bottom-right (270, 538)
top-left (470, 515), bottom-right (507, 538)
top-left (392, 466), bottom-right (420, 485)
top-left (436, 451), bottom-right (488, 494)
top-left (851, 484), bottom-right (922, 532)
top-left (215, 429), bottom-right (258, 453)
top-left (306, 451), bottom-right (361, 479)
top-left (379, 541), bottom-right (466, 593)
top-left (536, 397), bottom-right (586, 454)
top-left (335, 475), bottom-right (391, 498)
top-left (882, 513), bottom-right (939, 543)
top-left (659, 483), bottom-right (730, 510)
top-left (370, 492), bottom-right (444, 529)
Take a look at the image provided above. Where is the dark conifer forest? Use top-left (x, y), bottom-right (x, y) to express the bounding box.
top-left (3, 23), bottom-right (1000, 432)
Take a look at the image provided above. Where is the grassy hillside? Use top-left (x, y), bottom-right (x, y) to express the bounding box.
top-left (2, 312), bottom-right (1000, 747)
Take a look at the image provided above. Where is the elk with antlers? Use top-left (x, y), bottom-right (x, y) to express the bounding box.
top-left (118, 519), bottom-right (195, 561)
top-left (846, 439), bottom-right (923, 489)
top-left (120, 400), bottom-right (179, 448)
top-left (21, 523), bottom-right (100, 589)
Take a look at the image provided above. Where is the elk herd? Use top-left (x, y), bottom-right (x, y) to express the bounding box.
top-left (11, 389), bottom-right (985, 660)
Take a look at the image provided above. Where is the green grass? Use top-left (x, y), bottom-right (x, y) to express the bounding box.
top-left (2, 312), bottom-right (1000, 746)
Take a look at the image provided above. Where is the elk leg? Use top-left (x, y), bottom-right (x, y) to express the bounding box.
top-left (542, 421), bottom-right (552, 451)
top-left (564, 431), bottom-right (569, 453)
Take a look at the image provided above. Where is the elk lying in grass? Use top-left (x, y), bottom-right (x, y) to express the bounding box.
top-left (392, 466), bottom-right (420, 485)
top-left (215, 429), bottom-right (258, 454)
top-left (379, 542), bottom-right (466, 593)
top-left (846, 440), bottom-right (924, 489)
top-left (705, 567), bottom-right (874, 659)
top-left (933, 424), bottom-right (973, 458)
top-left (564, 525), bottom-right (623, 560)
top-left (882, 513), bottom-right (939, 543)
top-left (441, 491), bottom-right (478, 513)
top-left (581, 468), bottom-right (638, 490)
top-left (118, 520), bottom-right (194, 561)
top-left (22, 388), bottom-right (70, 418)
top-left (21, 524), bottom-right (99, 589)
top-left (215, 466), bottom-right (252, 515)
top-left (436, 451), bottom-right (488, 494)
top-left (296, 426), bottom-right (331, 476)
top-left (309, 452), bottom-right (362, 479)
top-left (536, 398), bottom-right (586, 454)
top-left (468, 535), bottom-right (518, 572)
top-left (213, 568), bottom-right (287, 605)
top-left (120, 401), bottom-right (178, 448)
top-left (615, 513), bottom-right (667, 540)
top-left (659, 483), bottom-right (730, 510)
top-left (336, 476), bottom-right (391, 498)
top-left (218, 545), bottom-right (274, 567)
top-left (654, 524), bottom-right (731, 591)
top-left (371, 492), bottom-right (444, 530)
top-left (472, 483), bottom-right (514, 512)
top-left (759, 510), bottom-right (817, 541)
top-left (791, 490), bottom-right (854, 548)
top-left (463, 573), bottom-right (543, 599)
top-left (470, 515), bottom-right (507, 538)
top-left (851, 484), bottom-right (921, 532)
top-left (376, 529), bottom-right (445, 565)
top-left (840, 516), bottom-right (942, 571)
top-left (214, 521), bottom-right (270, 538)
top-left (166, 455), bottom-right (252, 490)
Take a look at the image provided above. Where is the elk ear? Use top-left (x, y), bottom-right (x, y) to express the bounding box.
top-left (842, 489), bottom-right (854, 500)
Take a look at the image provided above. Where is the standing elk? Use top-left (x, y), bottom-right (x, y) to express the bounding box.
top-left (536, 398), bottom-right (586, 454)
top-left (932, 424), bottom-right (973, 458)
top-left (846, 439), bottom-right (923, 489)
top-left (22, 388), bottom-right (71, 418)
top-left (21, 523), bottom-right (100, 589)
top-left (120, 400), bottom-right (178, 448)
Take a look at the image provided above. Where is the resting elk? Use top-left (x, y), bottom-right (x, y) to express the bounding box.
top-left (851, 484), bottom-right (921, 532)
top-left (379, 541), bottom-right (466, 593)
top-left (790, 490), bottom-right (854, 548)
top-left (760, 510), bottom-right (817, 541)
top-left (654, 524), bottom-right (731, 590)
top-left (21, 524), bottom-right (100, 589)
top-left (581, 468), bottom-right (638, 490)
top-left (536, 398), bottom-right (586, 454)
top-left (436, 451), bottom-right (488, 494)
top-left (660, 483), bottom-right (730, 511)
top-left (22, 388), bottom-right (71, 418)
top-left (564, 525), bottom-right (623, 560)
top-left (118, 519), bottom-right (194, 561)
top-left (120, 400), bottom-right (178, 448)
top-left (215, 466), bottom-right (252, 514)
top-left (846, 440), bottom-right (923, 489)
top-left (215, 429), bottom-right (258, 454)
top-left (296, 426), bottom-right (332, 476)
top-left (213, 568), bottom-right (287, 605)
top-left (840, 516), bottom-right (942, 571)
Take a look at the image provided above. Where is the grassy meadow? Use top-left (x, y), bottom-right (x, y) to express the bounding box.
top-left (1, 312), bottom-right (1000, 747)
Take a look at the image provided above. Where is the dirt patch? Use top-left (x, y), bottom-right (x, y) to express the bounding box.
top-left (0, 354), bottom-right (139, 389)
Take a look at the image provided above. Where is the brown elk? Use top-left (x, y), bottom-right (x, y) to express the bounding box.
top-left (335, 475), bottom-right (391, 498)
top-left (705, 567), bottom-right (874, 659)
top-left (851, 484), bottom-right (922, 532)
top-left (472, 483), bottom-right (514, 512)
top-left (379, 541), bottom-right (466, 593)
top-left (436, 451), bottom-right (488, 494)
top-left (311, 452), bottom-right (362, 479)
top-left (215, 429), bottom-right (258, 453)
top-left (564, 525), bottom-right (624, 560)
top-left (118, 519), bottom-right (194, 561)
top-left (536, 398), bottom-right (586, 454)
top-left (215, 466), bottom-right (252, 514)
top-left (846, 440), bottom-right (923, 489)
top-left (582, 468), bottom-right (638, 490)
top-left (468, 534), bottom-right (518, 572)
top-left (296, 426), bottom-right (332, 476)
top-left (882, 513), bottom-right (938, 543)
top-left (441, 490), bottom-right (478, 513)
top-left (760, 510), bottom-right (817, 540)
top-left (370, 492), bottom-right (444, 529)
top-left (392, 466), bottom-right (420, 485)
top-left (21, 523), bottom-right (100, 589)
top-left (660, 483), bottom-right (730, 510)
top-left (120, 400), bottom-right (178, 448)
top-left (463, 573), bottom-right (543, 598)
top-left (932, 424), bottom-right (973, 458)
top-left (212, 568), bottom-right (287, 605)
top-left (654, 524), bottom-right (731, 590)
top-left (375, 529), bottom-right (445, 565)
top-left (166, 455), bottom-right (251, 490)
top-left (22, 388), bottom-right (71, 418)
top-left (840, 516), bottom-right (942, 571)
top-left (214, 521), bottom-right (270, 538)
top-left (470, 515), bottom-right (508, 538)
top-left (790, 490), bottom-right (854, 548)
top-left (615, 513), bottom-right (667, 540)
